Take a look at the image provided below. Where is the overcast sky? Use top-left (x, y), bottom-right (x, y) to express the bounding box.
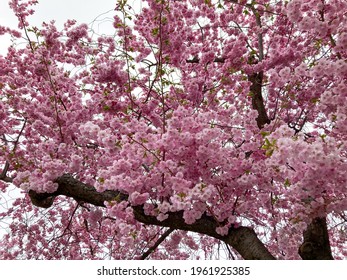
top-left (0, 0), bottom-right (123, 55)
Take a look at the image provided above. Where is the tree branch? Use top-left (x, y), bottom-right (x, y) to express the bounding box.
top-left (185, 56), bottom-right (225, 63)
top-left (140, 228), bottom-right (174, 259)
top-left (248, 71), bottom-right (270, 128)
top-left (25, 174), bottom-right (275, 260)
top-left (185, 56), bottom-right (270, 128)
top-left (0, 161), bottom-right (12, 183)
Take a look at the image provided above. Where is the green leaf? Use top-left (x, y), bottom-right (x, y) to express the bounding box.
top-left (265, 138), bottom-right (271, 146)
top-left (151, 27), bottom-right (159, 36)
top-left (177, 192), bottom-right (187, 199)
top-left (265, 149), bottom-right (274, 157)
top-left (261, 131), bottom-right (270, 138)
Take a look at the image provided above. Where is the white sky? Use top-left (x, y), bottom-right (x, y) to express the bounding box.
top-left (0, 0), bottom-right (121, 55)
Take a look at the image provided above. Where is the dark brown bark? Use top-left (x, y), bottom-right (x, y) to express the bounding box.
top-left (27, 174), bottom-right (275, 260)
top-left (248, 71), bottom-right (270, 129)
top-left (29, 174), bottom-right (127, 208)
top-left (140, 228), bottom-right (174, 260)
top-left (299, 217), bottom-right (333, 260)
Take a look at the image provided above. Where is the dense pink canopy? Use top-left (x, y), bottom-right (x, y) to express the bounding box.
top-left (0, 0), bottom-right (346, 260)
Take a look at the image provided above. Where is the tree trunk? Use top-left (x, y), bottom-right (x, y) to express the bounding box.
top-left (299, 217), bottom-right (333, 260)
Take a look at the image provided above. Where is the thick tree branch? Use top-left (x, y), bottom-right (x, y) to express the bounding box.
top-left (25, 174), bottom-right (275, 260)
top-left (299, 217), bottom-right (333, 260)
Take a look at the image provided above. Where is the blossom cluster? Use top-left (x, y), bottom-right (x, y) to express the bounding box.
top-left (1, 0), bottom-right (347, 260)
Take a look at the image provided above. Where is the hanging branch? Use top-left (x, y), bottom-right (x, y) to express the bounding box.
top-left (140, 228), bottom-right (174, 259)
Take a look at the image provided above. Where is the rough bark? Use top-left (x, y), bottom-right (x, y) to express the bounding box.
top-left (27, 174), bottom-right (275, 260)
top-left (299, 217), bottom-right (333, 260)
top-left (29, 174), bottom-right (127, 208)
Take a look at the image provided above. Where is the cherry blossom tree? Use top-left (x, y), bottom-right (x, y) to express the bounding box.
top-left (0, 0), bottom-right (346, 260)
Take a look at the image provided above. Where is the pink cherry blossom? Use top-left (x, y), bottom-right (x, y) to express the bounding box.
top-left (0, 0), bottom-right (347, 260)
